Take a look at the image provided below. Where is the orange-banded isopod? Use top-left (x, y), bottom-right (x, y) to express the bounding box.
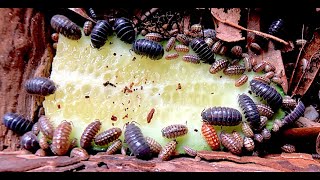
top-left (223, 65), bottom-right (246, 76)
top-left (165, 37), bottom-right (176, 52)
top-left (106, 139), bottom-right (122, 155)
top-left (50, 15), bottom-right (82, 40)
top-left (243, 137), bottom-right (255, 151)
top-left (209, 59), bottom-right (229, 74)
top-left (38, 115), bottom-right (54, 140)
top-left (70, 147), bottom-right (90, 161)
top-left (241, 122), bottom-right (254, 138)
top-left (94, 127), bottom-right (122, 146)
top-left (230, 45), bottom-right (243, 58)
top-left (158, 140), bottom-right (177, 161)
top-left (220, 131), bottom-right (242, 155)
top-left (161, 124), bottom-right (188, 139)
top-left (145, 32), bottom-right (163, 42)
top-left (83, 21), bottom-right (93, 36)
top-left (201, 123), bottom-right (220, 151)
top-left (25, 77), bottom-right (56, 96)
top-left (183, 146), bottom-right (197, 157)
top-left (165, 53), bottom-right (179, 60)
top-left (281, 144), bottom-right (296, 153)
top-left (256, 104), bottom-right (274, 119)
top-left (253, 76), bottom-right (271, 84)
top-left (235, 74), bottom-right (248, 87)
top-left (174, 44), bottom-right (189, 53)
top-left (253, 61), bottom-right (267, 72)
top-left (51, 120), bottom-right (72, 156)
top-left (80, 119), bottom-right (101, 149)
top-left (176, 33), bottom-right (190, 46)
top-left (182, 54), bottom-right (201, 64)
top-left (145, 136), bottom-right (162, 155)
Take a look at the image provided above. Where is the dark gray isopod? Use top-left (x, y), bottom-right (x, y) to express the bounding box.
top-left (201, 107), bottom-right (242, 126)
top-left (50, 14), bottom-right (82, 40)
top-left (282, 101), bottom-right (305, 127)
top-left (114, 17), bottom-right (136, 44)
top-left (25, 77), bottom-right (56, 96)
top-left (21, 131), bottom-right (40, 153)
top-left (2, 113), bottom-right (34, 135)
top-left (132, 39), bottom-right (164, 60)
top-left (91, 20), bottom-right (113, 49)
top-left (238, 94), bottom-right (260, 129)
top-left (190, 38), bottom-right (215, 64)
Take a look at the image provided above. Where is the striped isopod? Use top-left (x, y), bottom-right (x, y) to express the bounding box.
top-left (249, 43), bottom-right (262, 55)
top-left (282, 101), bottom-right (305, 127)
top-left (35, 149), bottom-right (47, 157)
top-left (203, 29), bottom-right (217, 39)
top-left (190, 38), bottom-right (215, 63)
top-left (132, 39), bottom-right (164, 60)
top-left (182, 54), bottom-right (201, 64)
top-left (264, 63), bottom-right (276, 72)
top-left (201, 107), bottom-right (242, 126)
top-left (230, 46), bottom-right (243, 58)
top-left (124, 122), bottom-right (152, 160)
top-left (264, 71), bottom-right (275, 79)
top-left (94, 127), bottom-right (122, 146)
top-left (253, 61), bottom-right (267, 72)
top-left (220, 131), bottom-right (242, 155)
top-left (161, 124), bottom-right (188, 139)
top-left (91, 20), bottom-right (113, 49)
top-left (51, 120), bottom-right (72, 156)
top-left (268, 19), bottom-right (285, 37)
top-left (256, 104), bottom-right (274, 119)
top-left (190, 24), bottom-right (202, 32)
top-left (238, 94), bottom-right (260, 129)
top-left (80, 119), bottom-right (101, 149)
top-left (223, 65), bottom-right (246, 76)
top-left (253, 76), bottom-right (271, 84)
top-left (243, 137), bottom-right (255, 151)
top-left (50, 15), bottom-right (82, 40)
top-left (145, 32), bottom-right (163, 42)
top-left (87, 8), bottom-right (97, 20)
top-left (256, 116), bottom-right (268, 131)
top-left (282, 96), bottom-right (297, 109)
top-left (105, 139), bottom-right (122, 155)
top-left (158, 140), bottom-right (177, 161)
top-left (201, 123), bottom-right (220, 150)
top-left (39, 135), bottom-right (49, 150)
top-left (243, 56), bottom-right (252, 72)
top-left (38, 115), bottom-right (54, 140)
top-left (281, 144), bottom-right (296, 153)
top-left (70, 147), bottom-right (90, 161)
top-left (209, 59), bottom-right (229, 74)
top-left (21, 131), bottom-right (40, 153)
top-left (174, 44), bottom-right (189, 53)
top-left (211, 40), bottom-right (223, 53)
top-left (261, 128), bottom-right (271, 140)
top-left (165, 53), bottom-right (179, 60)
top-left (2, 112), bottom-right (33, 135)
top-left (51, 33), bottom-right (59, 42)
top-left (31, 122), bottom-right (40, 136)
top-left (205, 38), bottom-right (214, 48)
top-left (114, 17), bottom-right (136, 44)
top-left (176, 33), bottom-right (190, 46)
top-left (250, 79), bottom-right (283, 111)
top-left (253, 133), bottom-right (263, 143)
top-left (235, 74), bottom-right (248, 87)
top-left (241, 122), bottom-right (254, 138)
top-left (25, 77), bottom-right (56, 96)
top-left (183, 146), bottom-right (198, 157)
top-left (145, 136), bottom-right (162, 155)
top-left (165, 37), bottom-right (176, 52)
top-left (232, 130), bottom-right (244, 149)
top-left (83, 21), bottom-right (93, 36)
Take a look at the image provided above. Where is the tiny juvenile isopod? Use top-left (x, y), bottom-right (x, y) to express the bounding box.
top-left (91, 20), bottom-right (113, 49)
top-left (253, 76), bottom-right (271, 84)
top-left (211, 40), bottom-right (223, 53)
top-left (238, 93), bottom-right (260, 129)
top-left (253, 61), bottom-right (267, 72)
top-left (158, 139), bottom-right (177, 161)
top-left (282, 96), bottom-right (297, 109)
top-left (25, 77), bottom-right (56, 96)
top-left (94, 127), bottom-right (122, 146)
top-left (50, 14), bottom-right (82, 40)
top-left (176, 33), bottom-right (190, 46)
top-left (83, 21), bottom-right (94, 36)
top-left (261, 128), bottom-right (271, 140)
top-left (31, 122), bottom-right (40, 136)
top-left (51, 120), bottom-right (72, 156)
top-left (145, 136), bottom-right (162, 156)
top-left (209, 59), bottom-right (229, 74)
top-left (21, 131), bottom-right (40, 153)
top-left (205, 38), bottom-right (214, 48)
top-left (161, 124), bottom-right (188, 139)
top-left (201, 123), bottom-right (220, 150)
top-left (235, 74), bottom-right (248, 87)
top-left (223, 65), bottom-right (246, 76)
top-left (70, 147), bottom-right (90, 161)
top-left (201, 107), bottom-right (242, 126)
top-left (183, 146), bottom-right (198, 157)
top-left (132, 39), bottom-right (164, 60)
top-left (232, 130), bottom-right (244, 149)
top-left (230, 45), bottom-right (243, 58)
top-left (145, 32), bottom-right (163, 42)
top-left (174, 44), bottom-right (189, 53)
top-left (2, 112), bottom-right (34, 135)
top-left (80, 119), bottom-right (102, 149)
top-left (220, 131), bottom-right (242, 155)
top-left (190, 38), bottom-right (215, 63)
top-left (113, 17), bottom-right (136, 44)
top-left (249, 43), bottom-right (262, 55)
top-left (281, 144), bottom-right (296, 153)
top-left (165, 37), bottom-right (176, 52)
top-left (165, 53), bottom-right (179, 60)
top-left (241, 122), bottom-right (254, 138)
top-left (38, 115), bottom-right (54, 140)
top-left (243, 137), bottom-right (255, 152)
top-left (190, 24), bottom-right (202, 33)
top-left (105, 139), bottom-right (122, 155)
top-left (182, 54), bottom-right (201, 64)
top-left (256, 104), bottom-right (274, 119)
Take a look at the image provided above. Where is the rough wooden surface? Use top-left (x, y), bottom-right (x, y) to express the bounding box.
top-left (0, 8), bottom-right (54, 151)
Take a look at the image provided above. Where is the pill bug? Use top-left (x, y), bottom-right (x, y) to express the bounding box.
top-left (250, 79), bottom-right (283, 111)
top-left (241, 122), bottom-right (254, 138)
top-left (165, 37), bottom-right (176, 52)
top-left (243, 56), bottom-right (252, 72)
top-left (38, 115), bottom-right (54, 140)
top-left (94, 127), bottom-right (122, 146)
top-left (145, 32), bottom-right (163, 42)
top-left (105, 139), bottom-right (122, 155)
top-left (281, 144), bottom-right (296, 153)
top-left (205, 38), bottom-right (214, 48)
top-left (90, 20), bottom-right (113, 49)
top-left (261, 128), bottom-right (271, 140)
top-left (145, 136), bottom-right (162, 155)
top-left (190, 38), bottom-right (215, 63)
top-left (70, 147), bottom-right (90, 161)
top-left (51, 120), bottom-right (72, 156)
top-left (253, 61), bottom-right (267, 72)
top-left (282, 101), bottom-right (305, 127)
top-left (235, 74), bottom-right (248, 87)
top-left (124, 122), bottom-right (152, 160)
top-left (183, 146), bottom-right (198, 157)
top-left (50, 15), bottom-right (82, 40)
top-left (253, 76), bottom-right (271, 84)
top-left (201, 107), bottom-right (242, 126)
top-left (161, 124), bottom-right (188, 139)
top-left (21, 131), bottom-right (40, 153)
top-left (113, 17), bottom-right (136, 44)
top-left (282, 96), bottom-right (297, 109)
top-left (51, 33), bottom-right (59, 42)
top-left (132, 39), bottom-right (164, 60)
top-left (223, 65), bottom-right (246, 76)
top-left (2, 112), bottom-right (34, 135)
top-left (232, 130), bottom-right (244, 149)
top-left (39, 135), bottom-right (49, 150)
top-left (190, 24), bottom-right (202, 33)
top-left (165, 53), bottom-right (179, 60)
top-left (80, 119), bottom-right (102, 149)
top-left (83, 21), bottom-right (94, 36)
top-left (174, 44), bottom-right (189, 53)
top-left (201, 123), bottom-right (220, 151)
top-left (249, 43), bottom-right (262, 55)
top-left (211, 40), bottom-right (223, 53)
top-left (203, 29), bottom-right (217, 39)
top-left (35, 149), bottom-right (47, 157)
top-left (182, 54), bottom-right (201, 64)
top-left (268, 19), bottom-right (285, 37)
top-left (264, 71), bottom-right (275, 79)
top-left (176, 33), bottom-right (190, 46)
top-left (238, 94), bottom-right (260, 129)
top-left (220, 131), bottom-right (242, 155)
top-left (243, 137), bottom-right (255, 152)
top-left (31, 122), bottom-right (40, 136)
top-left (25, 77), bottom-right (56, 96)
top-left (230, 46), bottom-right (243, 58)
top-left (158, 140), bottom-right (177, 161)
top-left (253, 133), bottom-right (264, 143)
top-left (209, 59), bottom-right (229, 74)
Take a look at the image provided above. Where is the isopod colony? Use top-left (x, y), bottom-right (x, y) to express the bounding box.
top-left (2, 8), bottom-right (311, 162)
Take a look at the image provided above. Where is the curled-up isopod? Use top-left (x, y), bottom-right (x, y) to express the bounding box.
top-left (201, 107), bottom-right (242, 126)
top-left (243, 137), bottom-right (255, 152)
top-left (25, 77), bottom-right (56, 96)
top-left (106, 139), bottom-right (122, 155)
top-left (249, 43), bottom-right (262, 55)
top-left (38, 115), bottom-right (54, 140)
top-left (145, 136), bottom-right (162, 156)
top-left (230, 45), bottom-right (243, 58)
top-left (51, 120), bottom-right (72, 156)
top-left (161, 124), bottom-right (188, 139)
top-left (91, 20), bottom-right (113, 49)
top-left (201, 123), bottom-right (220, 150)
top-left (261, 128), bottom-right (271, 140)
top-left (282, 96), bottom-right (297, 109)
top-left (35, 149), bottom-right (47, 157)
top-left (190, 38), bottom-right (215, 63)
top-left (21, 131), bottom-right (40, 153)
top-left (281, 144), bottom-right (296, 153)
top-left (31, 122), bottom-right (40, 136)
top-left (2, 112), bottom-right (34, 135)
top-left (132, 39), bottom-right (164, 60)
top-left (165, 37), bottom-right (176, 52)
top-left (94, 127), bottom-right (122, 146)
top-left (145, 32), bottom-right (163, 42)
top-left (83, 21), bottom-right (93, 36)
top-left (182, 54), bottom-right (201, 64)
top-left (282, 101), bottom-right (305, 127)
top-left (176, 33), bottom-right (190, 46)
top-left (183, 146), bottom-right (198, 157)
top-left (235, 74), bottom-right (248, 87)
top-left (158, 140), bottom-right (177, 161)
top-left (209, 59), bottom-right (229, 74)
top-left (70, 147), bottom-right (90, 161)
top-left (80, 119), bottom-right (101, 149)
top-left (256, 104), bottom-right (274, 119)
top-left (238, 94), bottom-right (260, 129)
top-left (220, 131), bottom-right (242, 155)
top-left (39, 135), bottom-right (50, 150)
top-left (50, 14), bottom-right (81, 40)
top-left (253, 61), bottom-right (267, 72)
top-left (253, 133), bottom-right (263, 143)
top-left (253, 76), bottom-right (271, 84)
top-left (232, 130), bottom-right (243, 149)
top-left (223, 65), bottom-right (246, 76)
top-left (165, 53), bottom-right (179, 60)
top-left (241, 122), bottom-right (254, 138)
top-left (114, 17), bottom-right (136, 44)
top-left (174, 44), bottom-right (189, 53)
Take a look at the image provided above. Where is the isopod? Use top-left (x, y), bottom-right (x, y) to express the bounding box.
top-left (21, 131), bottom-right (40, 153)
top-left (220, 131), bottom-right (242, 155)
top-left (264, 71), bottom-right (275, 79)
top-left (2, 112), bottom-right (34, 135)
top-left (106, 139), bottom-right (122, 155)
top-left (176, 33), bottom-right (190, 46)
top-left (145, 32), bottom-right (162, 42)
top-left (268, 19), bottom-right (285, 37)
top-left (182, 54), bottom-right (201, 64)
top-left (35, 149), bottom-right (47, 157)
top-left (232, 130), bottom-right (243, 149)
top-left (70, 147), bottom-right (90, 161)
top-left (235, 74), bottom-right (248, 87)
top-left (87, 8), bottom-right (97, 20)
top-left (39, 135), bottom-right (49, 150)
top-left (253, 133), bottom-right (263, 143)
top-left (282, 96), bottom-right (297, 109)
top-left (218, 46), bottom-right (228, 55)
top-left (243, 137), bottom-right (255, 151)
top-left (250, 79), bottom-right (283, 111)
top-left (261, 128), bottom-right (271, 140)
top-left (165, 53), bottom-right (179, 60)
top-left (94, 127), bottom-right (122, 146)
top-left (203, 29), bottom-right (217, 39)
top-left (281, 144), bottom-right (296, 153)
top-left (238, 93), bottom-right (260, 129)
top-left (183, 146), bottom-right (197, 157)
top-left (158, 140), bottom-right (177, 161)
top-left (256, 104), bottom-right (274, 119)
top-left (190, 38), bottom-right (215, 63)
top-left (31, 122), bottom-right (40, 136)
top-left (264, 62), bottom-right (276, 72)
top-left (201, 107), bottom-right (242, 126)
top-left (253, 61), bottom-right (267, 72)
top-left (282, 101), bottom-right (305, 127)
top-left (50, 15), bottom-right (82, 40)
top-left (80, 119), bottom-right (101, 149)
top-left (230, 46), bottom-right (243, 58)
top-left (211, 40), bottom-right (223, 53)
top-left (91, 20), bottom-right (113, 49)
top-left (51, 33), bottom-right (59, 42)
top-left (271, 77), bottom-right (283, 86)
top-left (249, 43), bottom-right (262, 55)
top-left (165, 37), bottom-right (176, 52)
top-left (190, 24), bottom-right (202, 32)
top-left (83, 21), bottom-right (93, 36)
top-left (241, 122), bottom-right (254, 138)
top-left (205, 38), bottom-right (214, 48)
top-left (223, 65), bottom-right (246, 76)
top-left (113, 17), bottom-right (136, 44)
top-left (209, 59), bottom-right (229, 74)
top-left (124, 122), bottom-right (152, 160)
top-left (38, 115), bottom-right (54, 140)
top-left (132, 39), bottom-right (164, 60)
top-left (174, 44), bottom-right (189, 53)
top-left (145, 136), bottom-right (162, 155)
top-left (51, 120), bottom-right (72, 156)
top-left (25, 77), bottom-right (56, 96)
top-left (201, 123), bottom-right (220, 150)
top-left (243, 56), bottom-right (252, 72)
top-left (253, 76), bottom-right (271, 84)
top-left (257, 116), bottom-right (268, 131)
top-left (161, 124), bottom-right (188, 139)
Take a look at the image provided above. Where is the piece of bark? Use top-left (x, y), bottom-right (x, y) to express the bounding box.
top-left (0, 8), bottom-right (54, 151)
top-left (283, 127), bottom-right (320, 139)
top-left (295, 117), bottom-right (320, 128)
